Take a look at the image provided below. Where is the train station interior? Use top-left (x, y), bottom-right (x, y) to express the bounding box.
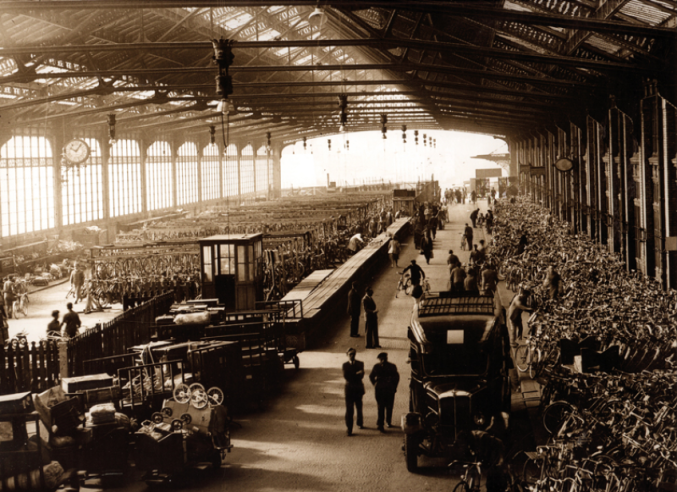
top-left (0, 1), bottom-right (675, 491)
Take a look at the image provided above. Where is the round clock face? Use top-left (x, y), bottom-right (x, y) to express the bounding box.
top-left (64, 138), bottom-right (90, 165)
top-left (555, 157), bottom-right (574, 172)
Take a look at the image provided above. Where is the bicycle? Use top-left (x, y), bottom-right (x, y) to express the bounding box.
top-left (449, 460), bottom-right (483, 492)
top-left (12, 292), bottom-right (29, 318)
top-left (396, 271), bottom-right (413, 298)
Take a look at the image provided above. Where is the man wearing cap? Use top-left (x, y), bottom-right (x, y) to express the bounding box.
top-left (369, 352), bottom-right (400, 433)
top-left (342, 348), bottom-right (365, 436)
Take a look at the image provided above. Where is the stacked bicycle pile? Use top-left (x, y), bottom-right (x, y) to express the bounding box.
top-left (492, 197), bottom-right (677, 492)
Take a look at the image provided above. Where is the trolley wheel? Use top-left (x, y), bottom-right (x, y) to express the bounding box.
top-left (151, 412), bottom-right (164, 424)
top-left (292, 355), bottom-right (300, 369)
top-left (189, 383), bottom-right (208, 409)
top-left (170, 419), bottom-right (184, 432)
top-left (206, 387), bottom-right (224, 407)
top-left (180, 413), bottom-right (192, 425)
top-left (161, 406), bottom-right (173, 417)
top-left (173, 383), bottom-right (191, 404)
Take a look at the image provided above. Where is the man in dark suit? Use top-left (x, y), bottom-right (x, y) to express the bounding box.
top-left (369, 352), bottom-right (400, 433)
top-left (342, 348), bottom-right (365, 436)
top-left (346, 281), bottom-right (361, 338)
top-left (362, 287), bottom-right (380, 349)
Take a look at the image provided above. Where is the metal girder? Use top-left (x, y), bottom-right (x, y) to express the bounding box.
top-left (0, 39), bottom-right (648, 72)
top-left (0, 62), bottom-right (596, 88)
top-left (1, 1), bottom-right (674, 38)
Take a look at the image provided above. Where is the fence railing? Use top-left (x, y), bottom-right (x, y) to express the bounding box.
top-left (0, 341), bottom-right (60, 395)
top-left (67, 292), bottom-right (175, 377)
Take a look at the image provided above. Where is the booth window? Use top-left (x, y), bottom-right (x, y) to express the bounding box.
top-left (237, 244), bottom-right (247, 281)
top-left (203, 245), bottom-right (212, 282)
top-left (219, 244), bottom-right (234, 274)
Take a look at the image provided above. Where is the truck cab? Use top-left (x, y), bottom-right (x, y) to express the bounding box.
top-left (402, 291), bottom-right (511, 472)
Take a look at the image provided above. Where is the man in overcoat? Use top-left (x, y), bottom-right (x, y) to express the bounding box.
top-left (346, 281), bottom-right (361, 337)
top-left (363, 288), bottom-right (380, 349)
top-left (342, 348), bottom-right (365, 436)
top-left (369, 352), bottom-right (400, 432)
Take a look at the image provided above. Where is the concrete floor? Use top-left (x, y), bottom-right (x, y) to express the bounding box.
top-left (11, 198), bottom-right (535, 492)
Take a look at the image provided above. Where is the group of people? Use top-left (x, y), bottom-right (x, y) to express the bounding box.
top-left (447, 249), bottom-right (498, 296)
top-left (342, 348), bottom-right (399, 436)
top-left (2, 276), bottom-right (28, 319)
top-left (46, 302), bottom-right (82, 339)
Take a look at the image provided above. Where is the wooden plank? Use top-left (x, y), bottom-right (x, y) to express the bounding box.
top-left (281, 269), bottom-right (334, 301)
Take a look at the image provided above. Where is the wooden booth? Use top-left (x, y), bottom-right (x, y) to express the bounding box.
top-left (199, 234), bottom-right (264, 311)
top-left (393, 189), bottom-right (416, 217)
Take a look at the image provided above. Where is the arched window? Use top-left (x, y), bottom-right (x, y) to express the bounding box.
top-left (224, 144), bottom-right (238, 198)
top-left (62, 137), bottom-right (103, 226)
top-left (146, 141), bottom-right (173, 211)
top-left (202, 144), bottom-right (220, 201)
top-left (240, 145), bottom-right (254, 196)
top-left (0, 134), bottom-right (55, 236)
top-left (177, 142), bottom-right (198, 205)
top-left (255, 145), bottom-right (268, 195)
top-left (109, 139), bottom-right (142, 218)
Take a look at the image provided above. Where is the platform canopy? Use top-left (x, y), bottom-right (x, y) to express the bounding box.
top-left (0, 0), bottom-right (675, 142)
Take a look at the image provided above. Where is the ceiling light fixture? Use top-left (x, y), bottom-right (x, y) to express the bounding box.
top-left (308, 7), bottom-right (325, 29)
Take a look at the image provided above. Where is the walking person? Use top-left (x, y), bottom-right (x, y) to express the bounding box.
top-left (3, 277), bottom-right (15, 319)
top-left (363, 288), bottom-right (380, 349)
top-left (470, 208), bottom-right (480, 228)
top-left (464, 223), bottom-right (474, 250)
top-left (347, 281), bottom-right (361, 338)
top-left (369, 352), bottom-right (400, 433)
top-left (72, 265), bottom-right (85, 304)
top-left (60, 302), bottom-right (82, 339)
top-left (47, 310), bottom-right (60, 337)
top-left (420, 234), bottom-right (433, 265)
top-left (388, 235), bottom-right (401, 268)
top-left (342, 348), bottom-right (365, 436)
top-left (0, 301), bottom-right (9, 344)
top-left (450, 264), bottom-right (467, 293)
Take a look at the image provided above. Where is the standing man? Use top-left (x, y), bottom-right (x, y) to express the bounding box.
top-left (347, 281), bottom-right (361, 338)
top-left (3, 277), bottom-right (15, 319)
top-left (388, 235), bottom-right (401, 268)
top-left (480, 262), bottom-right (499, 297)
top-left (342, 348), bottom-right (365, 436)
top-left (73, 264), bottom-right (85, 304)
top-left (369, 352), bottom-right (400, 432)
top-left (507, 286), bottom-right (534, 346)
top-left (446, 249), bottom-right (461, 271)
top-left (363, 287), bottom-right (380, 349)
top-left (60, 302), bottom-right (82, 339)
top-left (464, 223), bottom-right (474, 250)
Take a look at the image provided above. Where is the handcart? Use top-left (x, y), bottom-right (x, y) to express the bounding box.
top-left (135, 390), bottom-right (233, 486)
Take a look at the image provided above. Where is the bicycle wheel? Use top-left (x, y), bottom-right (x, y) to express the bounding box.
top-left (542, 401), bottom-right (574, 435)
top-left (522, 456), bottom-right (542, 487)
top-left (452, 481), bottom-right (471, 492)
top-left (513, 344), bottom-right (530, 373)
top-left (20, 299), bottom-right (27, 317)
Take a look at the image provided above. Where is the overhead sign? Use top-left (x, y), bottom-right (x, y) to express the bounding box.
top-left (475, 169), bottom-right (503, 179)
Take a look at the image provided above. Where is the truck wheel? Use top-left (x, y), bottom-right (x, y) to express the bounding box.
top-left (404, 433), bottom-right (420, 473)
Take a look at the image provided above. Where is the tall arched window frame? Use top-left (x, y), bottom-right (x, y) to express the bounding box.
top-left (255, 145), bottom-right (268, 195)
top-left (0, 133), bottom-right (55, 237)
top-left (146, 141), bottom-right (173, 211)
top-left (224, 144), bottom-right (238, 198)
top-left (62, 137), bottom-right (103, 226)
top-left (202, 144), bottom-right (220, 201)
top-left (109, 139), bottom-right (142, 218)
top-left (177, 142), bottom-right (198, 205)
top-left (240, 145), bottom-right (254, 196)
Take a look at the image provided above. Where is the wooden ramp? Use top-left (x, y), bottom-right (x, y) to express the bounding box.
top-left (282, 269), bottom-right (334, 302)
top-left (284, 218), bottom-right (411, 349)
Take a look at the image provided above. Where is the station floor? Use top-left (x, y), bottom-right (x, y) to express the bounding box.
top-left (9, 199), bottom-right (539, 492)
